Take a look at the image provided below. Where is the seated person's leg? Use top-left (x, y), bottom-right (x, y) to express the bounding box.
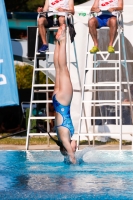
top-left (107, 16), bottom-right (117, 53)
top-left (38, 16), bottom-right (66, 53)
top-left (88, 15), bottom-right (117, 53)
top-left (88, 17), bottom-right (99, 53)
top-left (38, 16), bottom-right (53, 53)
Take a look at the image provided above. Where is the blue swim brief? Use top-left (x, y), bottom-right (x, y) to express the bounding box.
top-left (96, 14), bottom-right (116, 28)
top-left (52, 94), bottom-right (74, 137)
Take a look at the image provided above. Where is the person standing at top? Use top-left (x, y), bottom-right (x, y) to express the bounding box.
top-left (37, 0), bottom-right (74, 53)
top-left (88, 0), bottom-right (123, 53)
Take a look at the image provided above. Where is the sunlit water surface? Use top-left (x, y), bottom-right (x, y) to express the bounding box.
top-left (0, 149), bottom-right (133, 200)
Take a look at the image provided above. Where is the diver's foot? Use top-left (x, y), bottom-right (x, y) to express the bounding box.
top-left (56, 24), bottom-right (66, 42)
top-left (70, 156), bottom-right (76, 164)
top-left (71, 140), bottom-right (77, 152)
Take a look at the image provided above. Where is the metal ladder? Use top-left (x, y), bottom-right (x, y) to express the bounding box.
top-left (26, 12), bottom-right (80, 150)
top-left (77, 11), bottom-right (133, 150)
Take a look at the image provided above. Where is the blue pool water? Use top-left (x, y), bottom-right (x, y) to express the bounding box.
top-left (0, 149), bottom-right (133, 200)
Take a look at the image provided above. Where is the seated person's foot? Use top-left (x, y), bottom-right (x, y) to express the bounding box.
top-left (56, 24), bottom-right (66, 42)
top-left (90, 46), bottom-right (99, 53)
top-left (38, 44), bottom-right (48, 53)
top-left (108, 46), bottom-right (115, 53)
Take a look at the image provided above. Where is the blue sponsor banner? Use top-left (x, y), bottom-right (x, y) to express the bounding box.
top-left (0, 0), bottom-right (19, 106)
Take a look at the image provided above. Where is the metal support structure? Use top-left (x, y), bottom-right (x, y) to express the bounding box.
top-left (26, 12), bottom-right (80, 150)
top-left (77, 11), bottom-right (133, 150)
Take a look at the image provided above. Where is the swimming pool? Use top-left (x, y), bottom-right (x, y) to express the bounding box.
top-left (0, 150), bottom-right (133, 200)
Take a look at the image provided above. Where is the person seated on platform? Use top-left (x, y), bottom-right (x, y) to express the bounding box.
top-left (88, 0), bottom-right (123, 53)
top-left (52, 24), bottom-right (77, 164)
top-left (37, 0), bottom-right (74, 53)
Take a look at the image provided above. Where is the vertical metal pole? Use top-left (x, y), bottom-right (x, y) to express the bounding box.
top-left (93, 54), bottom-right (97, 147)
top-left (121, 33), bottom-right (133, 124)
top-left (46, 52), bottom-right (50, 146)
top-left (118, 23), bottom-right (122, 150)
top-left (26, 26), bottom-right (39, 150)
top-left (36, 59), bottom-right (39, 116)
top-left (73, 41), bottom-right (82, 89)
top-left (115, 62), bottom-right (118, 125)
top-left (77, 33), bottom-right (90, 149)
top-left (120, 13), bottom-right (133, 149)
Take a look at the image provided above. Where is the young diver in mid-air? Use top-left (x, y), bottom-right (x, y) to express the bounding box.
top-left (52, 24), bottom-right (77, 164)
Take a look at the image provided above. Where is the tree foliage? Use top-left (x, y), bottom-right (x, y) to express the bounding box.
top-left (5, 0), bottom-right (45, 12)
top-left (4, 0), bottom-right (88, 12)
top-left (26, 0), bottom-right (45, 12)
top-left (15, 64), bottom-right (53, 89)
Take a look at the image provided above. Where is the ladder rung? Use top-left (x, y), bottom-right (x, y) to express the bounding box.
top-left (82, 100), bottom-right (120, 103)
top-left (81, 117), bottom-right (120, 119)
top-left (35, 52), bottom-right (46, 55)
top-left (91, 60), bottom-right (133, 63)
top-left (84, 83), bottom-right (120, 87)
top-left (78, 133), bottom-right (120, 136)
top-left (35, 51), bottom-right (54, 55)
top-left (34, 68), bottom-right (55, 71)
top-left (46, 52), bottom-right (54, 55)
top-left (32, 100), bottom-right (52, 103)
top-left (122, 82), bottom-right (133, 84)
top-left (82, 103), bottom-right (121, 106)
top-left (122, 102), bottom-right (133, 105)
top-left (34, 89), bottom-right (54, 93)
top-left (86, 81), bottom-right (120, 84)
top-left (30, 116), bottom-right (55, 119)
top-left (88, 89), bottom-right (119, 92)
top-left (85, 67), bottom-right (119, 70)
top-left (33, 84), bottom-right (54, 87)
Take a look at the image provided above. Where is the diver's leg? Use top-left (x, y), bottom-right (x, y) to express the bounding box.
top-left (56, 24), bottom-right (73, 105)
top-left (59, 127), bottom-right (76, 164)
top-left (53, 41), bottom-right (60, 95)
